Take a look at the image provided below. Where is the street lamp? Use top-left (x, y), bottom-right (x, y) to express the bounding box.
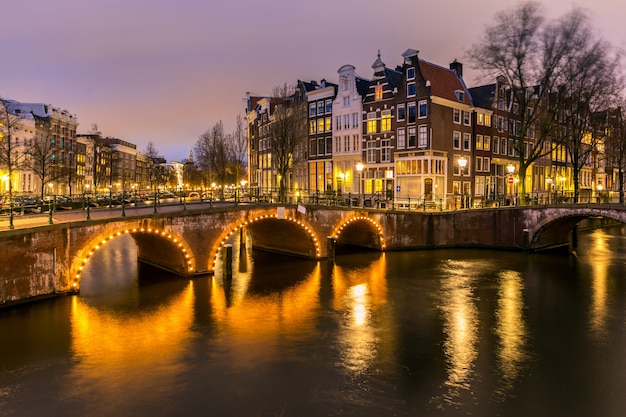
top-left (507, 163), bottom-right (515, 205)
top-left (458, 157), bottom-right (467, 208)
top-left (356, 162), bottom-right (364, 207)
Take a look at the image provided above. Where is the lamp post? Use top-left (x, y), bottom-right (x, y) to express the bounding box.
top-left (355, 162), bottom-right (364, 207)
top-left (458, 157), bottom-right (467, 208)
top-left (507, 163), bottom-right (515, 206)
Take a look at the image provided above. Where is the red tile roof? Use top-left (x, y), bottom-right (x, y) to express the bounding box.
top-left (419, 59), bottom-right (471, 105)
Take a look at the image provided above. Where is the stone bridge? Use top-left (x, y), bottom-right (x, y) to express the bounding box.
top-left (1, 203), bottom-right (625, 306)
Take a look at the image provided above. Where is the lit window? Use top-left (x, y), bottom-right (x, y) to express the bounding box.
top-left (375, 84), bottom-right (383, 100)
top-left (309, 120), bottom-right (316, 134)
top-left (317, 118), bottom-right (324, 133)
top-left (367, 112), bottom-right (377, 133)
top-left (381, 110), bottom-right (391, 131)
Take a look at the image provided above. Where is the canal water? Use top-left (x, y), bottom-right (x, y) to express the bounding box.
top-left (1, 226), bottom-right (625, 417)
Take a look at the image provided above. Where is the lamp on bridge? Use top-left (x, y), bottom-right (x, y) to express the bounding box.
top-left (355, 162), bottom-right (364, 207)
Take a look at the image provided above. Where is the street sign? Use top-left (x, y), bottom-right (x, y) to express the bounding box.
top-left (396, 185), bottom-right (401, 192)
top-left (507, 177), bottom-right (514, 184)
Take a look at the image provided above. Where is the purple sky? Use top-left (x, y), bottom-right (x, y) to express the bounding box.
top-left (2, 0), bottom-right (624, 162)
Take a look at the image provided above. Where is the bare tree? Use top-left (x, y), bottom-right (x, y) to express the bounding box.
top-left (550, 11), bottom-right (622, 202)
top-left (230, 114), bottom-right (248, 190)
top-left (195, 121), bottom-right (231, 199)
top-left (0, 99), bottom-right (31, 228)
top-left (144, 141), bottom-right (163, 192)
top-left (26, 114), bottom-right (57, 200)
top-left (468, 1), bottom-right (592, 204)
top-left (266, 83), bottom-right (307, 202)
top-left (602, 106), bottom-right (626, 203)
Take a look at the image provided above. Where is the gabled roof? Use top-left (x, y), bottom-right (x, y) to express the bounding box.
top-left (384, 67), bottom-right (403, 92)
top-left (468, 84), bottom-right (496, 109)
top-left (356, 76), bottom-right (370, 97)
top-left (418, 59), bottom-right (472, 106)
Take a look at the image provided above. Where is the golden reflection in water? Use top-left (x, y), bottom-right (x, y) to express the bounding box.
top-left (69, 283), bottom-right (195, 399)
top-left (587, 229), bottom-right (610, 342)
top-left (437, 260), bottom-right (478, 404)
top-left (209, 264), bottom-right (322, 371)
top-left (332, 254), bottom-right (388, 376)
top-left (494, 270), bottom-right (527, 395)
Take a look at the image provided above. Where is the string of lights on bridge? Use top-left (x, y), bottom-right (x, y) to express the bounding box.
top-left (333, 216), bottom-right (386, 250)
top-left (73, 227), bottom-right (195, 288)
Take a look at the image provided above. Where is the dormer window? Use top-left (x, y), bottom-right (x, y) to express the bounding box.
top-left (455, 90), bottom-right (465, 102)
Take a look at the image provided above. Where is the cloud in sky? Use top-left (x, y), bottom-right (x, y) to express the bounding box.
top-left (2, 0), bottom-right (624, 161)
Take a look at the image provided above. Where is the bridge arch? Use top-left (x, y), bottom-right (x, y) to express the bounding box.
top-left (332, 215), bottom-right (386, 251)
top-left (71, 226), bottom-right (196, 290)
top-left (528, 207), bottom-right (626, 251)
top-left (209, 213), bottom-right (323, 272)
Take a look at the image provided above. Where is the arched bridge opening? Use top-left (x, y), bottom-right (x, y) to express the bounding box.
top-left (332, 216), bottom-right (386, 254)
top-left (71, 226), bottom-right (196, 291)
top-left (530, 211), bottom-right (625, 252)
top-left (210, 213), bottom-right (322, 273)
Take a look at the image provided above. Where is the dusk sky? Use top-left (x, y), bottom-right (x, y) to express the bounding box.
top-left (2, 0), bottom-right (625, 162)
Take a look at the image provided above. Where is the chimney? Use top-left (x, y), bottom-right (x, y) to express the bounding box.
top-left (450, 59), bottom-right (463, 78)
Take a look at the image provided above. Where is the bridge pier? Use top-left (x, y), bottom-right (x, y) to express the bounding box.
top-left (326, 236), bottom-right (336, 262)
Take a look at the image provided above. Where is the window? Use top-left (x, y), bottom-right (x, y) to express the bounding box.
top-left (309, 103), bottom-right (316, 117)
top-left (344, 135), bottom-right (349, 152)
top-left (463, 133), bottom-right (471, 150)
top-left (453, 131), bottom-right (461, 149)
top-left (493, 136), bottom-right (499, 154)
top-left (318, 138), bottom-right (325, 155)
top-left (309, 120), bottom-right (316, 134)
top-left (352, 113), bottom-right (359, 128)
top-left (484, 157), bottom-right (490, 173)
top-left (408, 127), bottom-right (416, 147)
top-left (418, 101), bottom-right (427, 118)
top-left (453, 109), bottom-right (461, 124)
top-left (353, 135), bottom-right (359, 151)
top-left (475, 157), bottom-right (483, 172)
top-left (509, 139), bottom-right (515, 156)
top-left (375, 84), bottom-right (383, 100)
top-left (366, 140), bottom-right (377, 163)
top-left (335, 136), bottom-right (341, 153)
top-left (325, 117), bottom-right (331, 132)
top-left (325, 100), bottom-right (332, 114)
top-left (397, 104), bottom-right (405, 121)
top-left (484, 114), bottom-right (491, 127)
top-left (455, 90), bottom-right (465, 102)
top-left (501, 137), bottom-right (507, 155)
top-left (381, 139), bottom-right (391, 162)
top-left (408, 103), bottom-right (416, 123)
top-left (317, 101), bottom-right (324, 115)
top-left (418, 125), bottom-right (428, 148)
top-left (343, 96), bottom-right (350, 106)
top-left (317, 118), bottom-right (324, 133)
top-left (476, 134), bottom-right (483, 150)
top-left (463, 111), bottom-right (471, 126)
top-left (484, 136), bottom-right (491, 151)
top-left (407, 67), bottom-right (415, 80)
top-left (477, 113), bottom-right (484, 125)
top-left (407, 83), bottom-right (416, 96)
top-left (343, 115), bottom-right (350, 130)
top-left (326, 137), bottom-right (333, 154)
top-left (381, 110), bottom-right (392, 131)
top-left (367, 112), bottom-right (377, 133)
top-left (397, 128), bottom-right (406, 148)
top-left (335, 116), bottom-right (341, 130)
